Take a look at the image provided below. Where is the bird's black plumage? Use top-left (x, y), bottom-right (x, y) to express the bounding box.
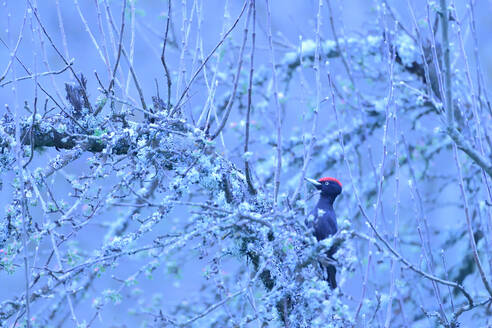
top-left (306, 177), bottom-right (342, 289)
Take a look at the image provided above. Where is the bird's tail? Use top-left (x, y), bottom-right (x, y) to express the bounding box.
top-left (325, 264), bottom-right (337, 289)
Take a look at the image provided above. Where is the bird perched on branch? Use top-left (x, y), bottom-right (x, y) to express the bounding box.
top-left (305, 176), bottom-right (342, 289)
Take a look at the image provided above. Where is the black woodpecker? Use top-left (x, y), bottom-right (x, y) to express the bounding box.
top-left (305, 176), bottom-right (342, 289)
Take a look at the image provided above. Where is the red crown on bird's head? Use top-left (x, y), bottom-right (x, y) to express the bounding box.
top-left (318, 177), bottom-right (342, 187)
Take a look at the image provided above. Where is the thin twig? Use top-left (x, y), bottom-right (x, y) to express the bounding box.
top-left (101, 0), bottom-right (147, 111)
top-left (384, 72), bottom-right (401, 328)
top-left (23, 13), bottom-right (38, 170)
top-left (124, 0), bottom-right (136, 99)
top-left (327, 72), bottom-right (474, 307)
top-left (28, 0), bottom-right (93, 113)
top-left (174, 0), bottom-right (193, 107)
top-left (74, 0), bottom-right (112, 79)
top-left (355, 11), bottom-right (397, 320)
top-left (160, 0), bottom-right (172, 109)
top-left (452, 145), bottom-right (492, 297)
top-left (440, 0), bottom-right (492, 298)
top-left (55, 0), bottom-right (70, 61)
top-left (0, 7), bottom-right (27, 83)
top-left (176, 258), bottom-right (268, 326)
top-left (440, 0), bottom-right (453, 126)
top-left (0, 62), bottom-right (73, 87)
top-left (265, 0), bottom-right (283, 208)
top-left (451, 1), bottom-right (492, 272)
top-left (244, 0), bottom-right (256, 195)
top-left (466, 0), bottom-right (492, 277)
top-left (381, 0), bottom-right (417, 42)
top-left (364, 200), bottom-right (474, 305)
top-left (196, 0), bottom-right (230, 130)
top-left (173, 1), bottom-right (248, 112)
top-left (406, 0), bottom-right (436, 100)
top-left (93, 0), bottom-right (113, 81)
top-left (440, 250), bottom-right (455, 313)
top-left (0, 37), bottom-right (64, 113)
top-left (325, 0), bottom-right (365, 105)
top-left (290, 0), bottom-right (323, 203)
top-left (120, 46), bottom-right (147, 110)
top-left (425, 1), bottom-right (447, 102)
top-left (8, 3), bottom-right (31, 324)
top-left (211, 0), bottom-right (252, 139)
top-left (105, 0), bottom-right (127, 101)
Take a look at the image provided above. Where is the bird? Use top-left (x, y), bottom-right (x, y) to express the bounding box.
top-left (305, 176), bottom-right (342, 289)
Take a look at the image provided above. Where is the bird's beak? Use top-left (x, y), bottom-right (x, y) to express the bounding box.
top-left (305, 177), bottom-right (322, 190)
